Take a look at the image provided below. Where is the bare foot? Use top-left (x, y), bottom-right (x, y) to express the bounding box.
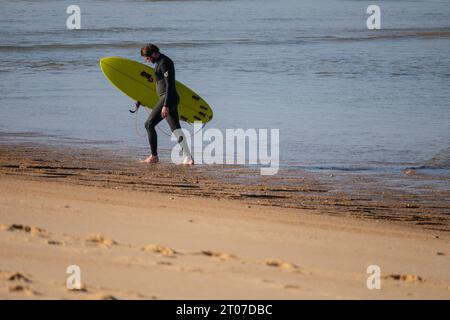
top-left (140, 155), bottom-right (159, 163)
top-left (182, 156), bottom-right (194, 166)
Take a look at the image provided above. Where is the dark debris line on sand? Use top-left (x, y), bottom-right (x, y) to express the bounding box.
top-left (0, 143), bottom-right (449, 233)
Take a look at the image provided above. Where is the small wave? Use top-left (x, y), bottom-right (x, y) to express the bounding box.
top-left (0, 42), bottom-right (144, 52)
top-left (80, 26), bottom-right (170, 33)
top-left (289, 165), bottom-right (387, 173)
top-left (297, 28), bottom-right (450, 43)
top-left (258, 17), bottom-right (302, 22)
top-left (315, 71), bottom-right (336, 76)
top-left (0, 59), bottom-right (97, 72)
top-left (1, 27), bottom-right (448, 53)
top-left (1, 26), bottom-right (170, 37)
top-left (311, 166), bottom-right (375, 172)
top-left (29, 60), bottom-right (96, 69)
top-left (418, 147), bottom-right (450, 170)
top-left (0, 39), bottom-right (255, 52)
top-left (29, 62), bottom-right (65, 70)
top-left (0, 131), bottom-right (47, 139)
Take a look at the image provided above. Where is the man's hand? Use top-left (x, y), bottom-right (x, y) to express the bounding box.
top-left (161, 106), bottom-right (169, 118)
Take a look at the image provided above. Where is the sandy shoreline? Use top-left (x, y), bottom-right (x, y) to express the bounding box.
top-left (0, 142), bottom-right (449, 299)
top-left (0, 141), bottom-right (449, 232)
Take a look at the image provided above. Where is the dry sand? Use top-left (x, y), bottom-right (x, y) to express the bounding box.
top-left (0, 142), bottom-right (449, 299)
top-left (0, 176), bottom-right (449, 299)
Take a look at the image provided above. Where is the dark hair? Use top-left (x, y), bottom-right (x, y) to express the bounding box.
top-left (140, 43), bottom-right (159, 57)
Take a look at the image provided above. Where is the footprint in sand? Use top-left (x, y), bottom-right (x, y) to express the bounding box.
top-left (46, 239), bottom-right (63, 246)
top-left (8, 285), bottom-right (40, 296)
top-left (284, 284), bottom-right (301, 290)
top-left (384, 274), bottom-right (424, 283)
top-left (197, 250), bottom-right (237, 261)
top-left (2, 223), bottom-right (49, 237)
top-left (85, 234), bottom-right (118, 248)
top-left (142, 244), bottom-right (178, 257)
top-left (0, 271), bottom-right (32, 283)
top-left (261, 279), bottom-right (274, 284)
top-left (264, 259), bottom-right (299, 270)
top-left (89, 293), bottom-right (119, 300)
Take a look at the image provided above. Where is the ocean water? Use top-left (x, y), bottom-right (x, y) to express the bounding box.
top-left (0, 0), bottom-right (449, 174)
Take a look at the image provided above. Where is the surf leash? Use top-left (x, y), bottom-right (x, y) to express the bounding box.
top-left (131, 103), bottom-right (172, 138)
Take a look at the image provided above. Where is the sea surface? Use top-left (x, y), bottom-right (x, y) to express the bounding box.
top-left (1, 0), bottom-right (450, 175)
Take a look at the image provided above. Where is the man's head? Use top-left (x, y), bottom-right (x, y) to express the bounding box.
top-left (140, 43), bottom-right (160, 64)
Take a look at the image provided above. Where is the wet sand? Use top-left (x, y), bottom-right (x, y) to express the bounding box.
top-left (0, 140), bottom-right (449, 299)
top-left (0, 140), bottom-right (449, 232)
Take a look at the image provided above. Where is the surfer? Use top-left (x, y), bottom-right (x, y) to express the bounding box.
top-left (136, 43), bottom-right (194, 165)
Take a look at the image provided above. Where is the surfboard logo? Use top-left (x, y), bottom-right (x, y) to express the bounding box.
top-left (140, 70), bottom-right (154, 83)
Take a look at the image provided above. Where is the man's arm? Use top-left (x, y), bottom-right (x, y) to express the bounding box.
top-left (161, 59), bottom-right (175, 107)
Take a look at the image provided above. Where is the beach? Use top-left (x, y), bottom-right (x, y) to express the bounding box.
top-left (1, 0), bottom-right (450, 301)
top-left (0, 142), bottom-right (449, 299)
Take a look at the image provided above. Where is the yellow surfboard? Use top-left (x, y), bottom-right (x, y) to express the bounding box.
top-left (100, 56), bottom-right (213, 124)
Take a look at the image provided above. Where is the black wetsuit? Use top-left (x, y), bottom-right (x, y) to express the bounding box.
top-left (144, 53), bottom-right (183, 156)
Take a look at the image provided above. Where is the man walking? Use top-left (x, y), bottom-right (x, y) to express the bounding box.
top-left (137, 43), bottom-right (193, 165)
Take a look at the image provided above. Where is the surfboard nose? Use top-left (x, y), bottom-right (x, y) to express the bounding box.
top-left (99, 57), bottom-right (113, 68)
